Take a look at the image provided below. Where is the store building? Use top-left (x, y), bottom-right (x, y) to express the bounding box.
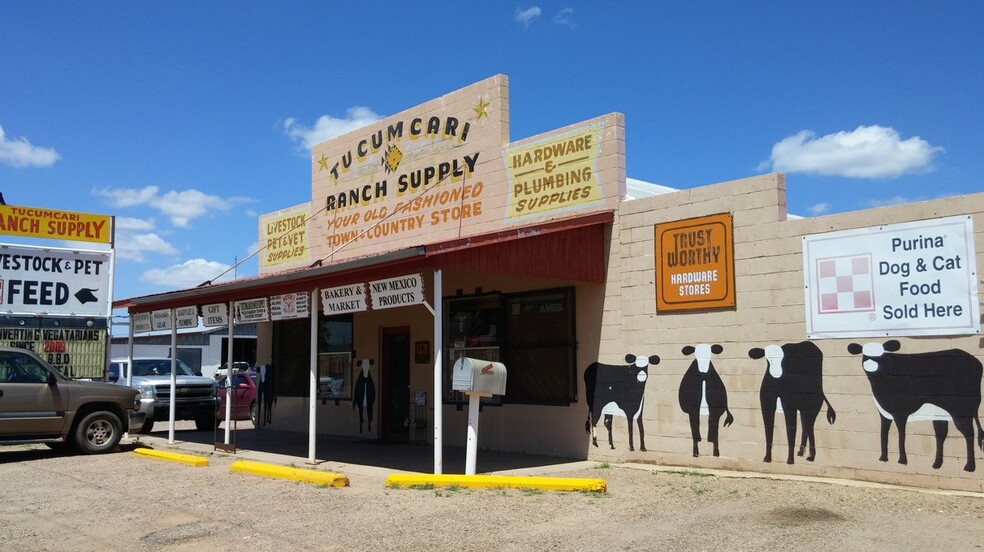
top-left (116, 75), bottom-right (984, 492)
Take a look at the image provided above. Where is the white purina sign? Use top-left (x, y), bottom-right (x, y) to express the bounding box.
top-left (803, 215), bottom-right (980, 338)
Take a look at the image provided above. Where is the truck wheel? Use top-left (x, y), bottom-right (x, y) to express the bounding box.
top-left (138, 418), bottom-right (156, 434)
top-left (73, 411), bottom-right (123, 454)
top-left (250, 402), bottom-right (258, 426)
top-left (194, 410), bottom-right (216, 431)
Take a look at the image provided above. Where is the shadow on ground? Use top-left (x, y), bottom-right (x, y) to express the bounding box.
top-left (133, 423), bottom-right (581, 474)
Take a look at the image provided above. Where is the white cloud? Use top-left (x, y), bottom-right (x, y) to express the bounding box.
top-left (115, 216), bottom-right (156, 231)
top-left (110, 216), bottom-right (180, 262)
top-left (762, 125), bottom-right (943, 179)
top-left (515, 6), bottom-right (542, 28)
top-left (141, 258), bottom-right (234, 289)
top-left (283, 107), bottom-right (383, 150)
top-left (552, 8), bottom-right (576, 28)
top-left (116, 232), bottom-right (179, 262)
top-left (94, 186), bottom-right (251, 228)
top-left (864, 195), bottom-right (915, 208)
top-left (807, 203), bottom-right (831, 215)
top-left (0, 125), bottom-right (60, 168)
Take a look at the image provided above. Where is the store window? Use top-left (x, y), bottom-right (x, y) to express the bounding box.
top-left (318, 314), bottom-right (353, 399)
top-left (443, 287), bottom-right (576, 406)
top-left (272, 313), bottom-right (353, 398)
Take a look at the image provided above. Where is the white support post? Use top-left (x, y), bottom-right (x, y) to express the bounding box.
top-left (465, 392), bottom-right (482, 475)
top-left (168, 309), bottom-right (177, 444)
top-left (308, 288), bottom-right (319, 464)
top-left (126, 314), bottom-right (134, 388)
top-left (433, 269), bottom-right (443, 474)
top-left (224, 303), bottom-right (234, 445)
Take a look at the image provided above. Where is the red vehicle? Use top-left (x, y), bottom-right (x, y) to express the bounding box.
top-left (216, 371), bottom-right (258, 426)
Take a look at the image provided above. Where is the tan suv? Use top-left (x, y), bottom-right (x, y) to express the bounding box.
top-left (0, 347), bottom-right (143, 454)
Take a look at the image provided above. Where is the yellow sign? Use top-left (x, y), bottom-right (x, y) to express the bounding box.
top-left (259, 203), bottom-right (311, 272)
top-left (505, 124), bottom-right (604, 219)
top-left (655, 213), bottom-right (735, 312)
top-left (0, 326), bottom-right (107, 379)
top-left (0, 205), bottom-right (112, 244)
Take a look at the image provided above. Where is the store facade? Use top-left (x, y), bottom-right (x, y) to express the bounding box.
top-left (117, 75), bottom-right (984, 492)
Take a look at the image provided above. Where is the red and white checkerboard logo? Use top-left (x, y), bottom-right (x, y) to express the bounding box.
top-left (815, 254), bottom-right (874, 313)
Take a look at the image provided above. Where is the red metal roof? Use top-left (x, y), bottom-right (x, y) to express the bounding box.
top-left (116, 213), bottom-right (612, 311)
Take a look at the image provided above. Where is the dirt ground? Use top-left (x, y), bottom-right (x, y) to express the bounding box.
top-left (1, 436), bottom-right (983, 552)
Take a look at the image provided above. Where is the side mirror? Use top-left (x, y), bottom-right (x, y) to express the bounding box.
top-left (47, 372), bottom-right (57, 386)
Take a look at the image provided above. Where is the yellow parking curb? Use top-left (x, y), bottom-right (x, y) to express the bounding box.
top-left (230, 460), bottom-right (349, 487)
top-left (385, 473), bottom-right (606, 493)
top-left (133, 447), bottom-right (208, 467)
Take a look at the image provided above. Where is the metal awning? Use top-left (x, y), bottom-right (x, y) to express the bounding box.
top-left (114, 212), bottom-right (613, 311)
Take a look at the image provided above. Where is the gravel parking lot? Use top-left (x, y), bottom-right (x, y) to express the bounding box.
top-left (1, 432), bottom-right (983, 552)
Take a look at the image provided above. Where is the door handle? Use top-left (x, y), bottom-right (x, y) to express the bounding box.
top-left (0, 389), bottom-right (4, 398)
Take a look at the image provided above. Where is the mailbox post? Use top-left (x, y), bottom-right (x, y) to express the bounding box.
top-left (451, 357), bottom-right (506, 475)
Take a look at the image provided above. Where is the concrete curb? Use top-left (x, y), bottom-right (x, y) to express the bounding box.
top-left (385, 473), bottom-right (606, 492)
top-left (230, 460), bottom-right (350, 487)
top-left (133, 447), bottom-right (208, 467)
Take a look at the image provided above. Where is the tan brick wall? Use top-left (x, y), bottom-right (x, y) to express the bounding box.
top-left (601, 173), bottom-right (984, 492)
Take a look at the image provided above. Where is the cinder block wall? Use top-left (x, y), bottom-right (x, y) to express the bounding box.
top-left (596, 173), bottom-right (984, 493)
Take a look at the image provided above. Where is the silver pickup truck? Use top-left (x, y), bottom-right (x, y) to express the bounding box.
top-left (0, 347), bottom-right (143, 453)
top-left (107, 357), bottom-right (217, 433)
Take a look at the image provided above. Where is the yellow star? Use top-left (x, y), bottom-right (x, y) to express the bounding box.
top-left (316, 153), bottom-right (328, 171)
top-left (473, 98), bottom-right (490, 120)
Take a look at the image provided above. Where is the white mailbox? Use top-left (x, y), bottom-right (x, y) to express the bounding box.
top-left (451, 357), bottom-right (507, 396)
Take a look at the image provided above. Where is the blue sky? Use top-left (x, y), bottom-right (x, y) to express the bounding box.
top-left (2, 2), bottom-right (982, 305)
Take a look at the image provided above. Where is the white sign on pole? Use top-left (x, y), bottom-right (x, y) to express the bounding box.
top-left (234, 298), bottom-right (269, 324)
top-left (175, 306), bottom-right (198, 328)
top-left (803, 215), bottom-right (979, 338)
top-left (320, 284), bottom-right (367, 315)
top-left (0, 243), bottom-right (113, 317)
top-left (369, 273), bottom-right (425, 310)
top-left (270, 291), bottom-right (309, 320)
top-left (202, 303), bottom-right (228, 327)
top-left (151, 309), bottom-right (172, 331)
top-left (132, 312), bottom-right (152, 333)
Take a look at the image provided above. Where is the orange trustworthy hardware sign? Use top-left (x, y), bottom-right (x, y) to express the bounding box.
top-left (0, 205), bottom-right (113, 244)
top-left (655, 213), bottom-right (735, 312)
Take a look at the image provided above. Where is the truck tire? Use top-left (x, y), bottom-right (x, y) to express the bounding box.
top-left (138, 418), bottom-right (156, 434)
top-left (73, 411), bottom-right (123, 454)
top-left (194, 409), bottom-right (216, 431)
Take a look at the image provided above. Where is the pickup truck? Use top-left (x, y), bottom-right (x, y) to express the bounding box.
top-left (0, 347), bottom-right (143, 454)
top-left (107, 357), bottom-right (217, 433)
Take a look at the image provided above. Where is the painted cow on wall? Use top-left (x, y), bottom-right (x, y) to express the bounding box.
top-left (847, 340), bottom-right (984, 472)
top-left (352, 358), bottom-right (376, 434)
top-left (748, 341), bottom-right (836, 464)
top-left (584, 354), bottom-right (660, 452)
top-left (679, 344), bottom-right (734, 457)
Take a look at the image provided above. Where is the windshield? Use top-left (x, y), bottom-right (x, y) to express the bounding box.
top-left (131, 359), bottom-right (196, 377)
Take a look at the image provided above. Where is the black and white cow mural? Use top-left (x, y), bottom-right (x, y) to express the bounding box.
top-left (679, 344), bottom-right (734, 457)
top-left (747, 341), bottom-right (836, 464)
top-left (583, 354), bottom-right (660, 452)
top-left (352, 358), bottom-right (376, 434)
top-left (847, 340), bottom-right (984, 472)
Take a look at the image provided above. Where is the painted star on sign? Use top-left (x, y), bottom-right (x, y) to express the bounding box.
top-left (473, 98), bottom-right (490, 120)
top-left (316, 153), bottom-right (329, 171)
